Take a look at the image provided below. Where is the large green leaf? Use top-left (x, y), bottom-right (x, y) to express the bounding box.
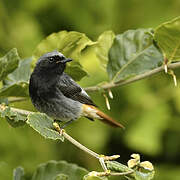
top-left (154, 16), bottom-right (180, 62)
top-left (33, 31), bottom-right (95, 60)
top-left (33, 31), bottom-right (95, 81)
top-left (0, 58), bottom-right (32, 97)
top-left (0, 82), bottom-right (29, 97)
top-left (0, 48), bottom-right (20, 81)
top-left (31, 160), bottom-right (88, 180)
top-left (65, 61), bottom-right (88, 81)
top-left (54, 174), bottom-right (68, 180)
top-left (0, 105), bottom-right (27, 127)
top-left (107, 29), bottom-right (163, 82)
top-left (95, 31), bottom-right (115, 69)
top-left (26, 113), bottom-right (64, 141)
top-left (5, 58), bottom-right (32, 84)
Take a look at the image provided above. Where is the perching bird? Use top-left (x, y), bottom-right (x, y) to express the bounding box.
top-left (29, 51), bottom-right (124, 129)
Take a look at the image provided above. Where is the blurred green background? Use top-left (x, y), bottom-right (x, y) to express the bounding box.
top-left (1, 0), bottom-right (180, 179)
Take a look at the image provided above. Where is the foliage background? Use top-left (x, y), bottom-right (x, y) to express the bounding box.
top-left (0, 0), bottom-right (180, 179)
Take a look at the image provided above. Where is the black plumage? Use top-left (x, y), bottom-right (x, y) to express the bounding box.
top-left (57, 73), bottom-right (96, 106)
top-left (29, 51), bottom-right (124, 128)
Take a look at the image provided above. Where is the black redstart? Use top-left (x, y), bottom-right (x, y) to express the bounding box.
top-left (29, 51), bottom-right (124, 128)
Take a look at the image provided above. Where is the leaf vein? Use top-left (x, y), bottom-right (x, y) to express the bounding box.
top-left (169, 39), bottom-right (180, 61)
top-left (112, 45), bottom-right (151, 82)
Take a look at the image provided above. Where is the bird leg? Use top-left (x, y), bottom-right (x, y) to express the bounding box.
top-left (61, 119), bottom-right (75, 129)
top-left (53, 119), bottom-right (75, 136)
top-left (54, 119), bottom-right (75, 130)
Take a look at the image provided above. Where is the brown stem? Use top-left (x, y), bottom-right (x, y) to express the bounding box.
top-left (85, 62), bottom-right (180, 92)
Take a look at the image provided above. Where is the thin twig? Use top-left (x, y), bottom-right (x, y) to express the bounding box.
top-left (0, 104), bottom-right (32, 116)
top-left (53, 122), bottom-right (99, 159)
top-left (11, 107), bottom-right (32, 116)
top-left (109, 170), bottom-right (134, 176)
top-left (2, 104), bottom-right (100, 160)
top-left (1, 105), bottom-right (134, 176)
top-left (63, 131), bottom-right (100, 159)
top-left (8, 97), bottom-right (27, 103)
top-left (85, 62), bottom-right (180, 92)
top-left (2, 105), bottom-right (118, 165)
top-left (53, 122), bottom-right (120, 171)
top-left (88, 170), bottom-right (134, 177)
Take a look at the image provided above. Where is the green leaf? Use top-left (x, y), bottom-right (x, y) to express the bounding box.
top-left (33, 31), bottom-right (95, 81)
top-left (5, 58), bottom-right (32, 83)
top-left (107, 29), bottom-right (163, 82)
top-left (0, 105), bottom-right (26, 127)
top-left (13, 167), bottom-right (25, 180)
top-left (31, 160), bottom-right (88, 180)
top-left (54, 174), bottom-right (68, 180)
top-left (95, 31), bottom-right (115, 69)
top-left (0, 58), bottom-right (32, 97)
top-left (0, 82), bottom-right (29, 97)
top-left (33, 31), bottom-right (95, 60)
top-left (26, 113), bottom-right (64, 141)
top-left (0, 48), bottom-right (20, 81)
top-left (154, 16), bottom-right (180, 62)
top-left (133, 171), bottom-right (154, 180)
top-left (65, 61), bottom-right (88, 81)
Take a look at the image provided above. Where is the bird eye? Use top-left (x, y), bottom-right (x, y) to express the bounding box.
top-left (49, 57), bottom-right (54, 62)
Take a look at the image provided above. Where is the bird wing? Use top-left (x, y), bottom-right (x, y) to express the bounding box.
top-left (57, 73), bottom-right (97, 106)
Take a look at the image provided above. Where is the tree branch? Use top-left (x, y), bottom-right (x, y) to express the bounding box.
top-left (53, 122), bottom-right (100, 159)
top-left (1, 105), bottom-right (156, 178)
top-left (85, 62), bottom-right (180, 92)
top-left (11, 107), bottom-right (32, 116)
top-left (0, 105), bottom-right (122, 173)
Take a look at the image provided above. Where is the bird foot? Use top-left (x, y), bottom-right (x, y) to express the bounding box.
top-left (53, 122), bottom-right (65, 137)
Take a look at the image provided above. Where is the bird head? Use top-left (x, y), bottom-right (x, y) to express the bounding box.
top-left (35, 51), bottom-right (72, 74)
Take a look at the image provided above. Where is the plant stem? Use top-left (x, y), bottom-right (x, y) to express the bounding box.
top-left (8, 97), bottom-right (27, 103)
top-left (63, 131), bottom-right (100, 158)
top-left (11, 107), bottom-right (32, 116)
top-left (53, 122), bottom-right (99, 159)
top-left (85, 62), bottom-right (180, 92)
top-left (1, 105), bottom-right (139, 177)
top-left (1, 105), bottom-right (126, 173)
top-left (53, 122), bottom-right (120, 172)
top-left (0, 104), bottom-right (32, 116)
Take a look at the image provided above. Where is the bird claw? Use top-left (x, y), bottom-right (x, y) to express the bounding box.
top-left (59, 128), bottom-right (65, 136)
top-left (53, 122), bottom-right (65, 137)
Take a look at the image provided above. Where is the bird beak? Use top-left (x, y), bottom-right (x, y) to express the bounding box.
top-left (61, 58), bottom-right (73, 63)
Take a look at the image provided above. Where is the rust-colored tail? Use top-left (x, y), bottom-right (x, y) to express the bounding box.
top-left (82, 104), bottom-right (125, 129)
top-left (96, 108), bottom-right (125, 129)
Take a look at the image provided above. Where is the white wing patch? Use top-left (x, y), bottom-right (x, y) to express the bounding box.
top-left (80, 88), bottom-right (90, 97)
